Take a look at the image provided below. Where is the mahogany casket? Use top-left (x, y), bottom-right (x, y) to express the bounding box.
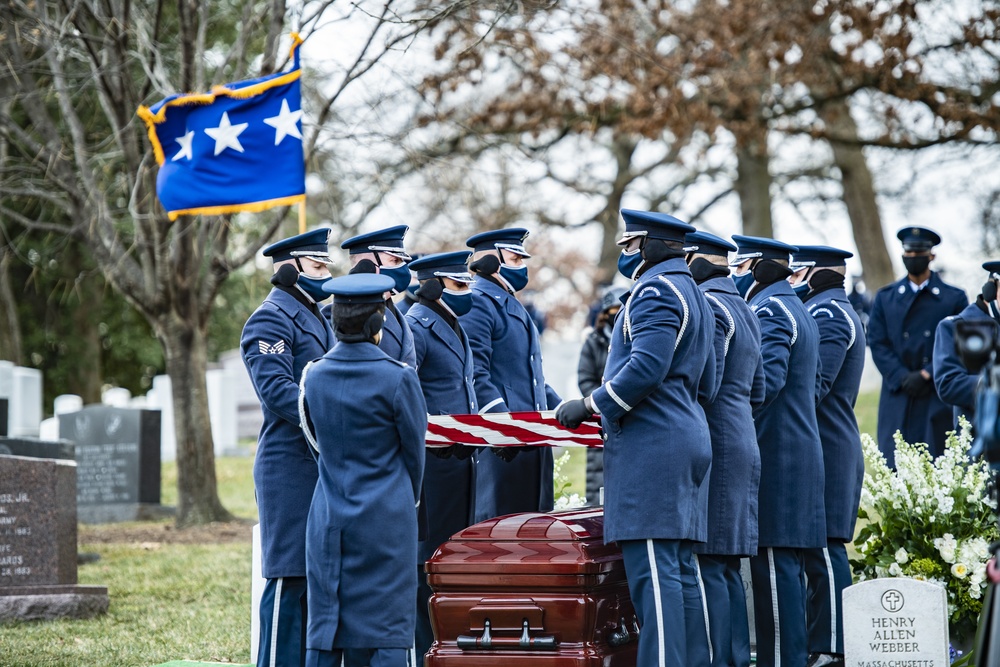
top-left (424, 507), bottom-right (638, 666)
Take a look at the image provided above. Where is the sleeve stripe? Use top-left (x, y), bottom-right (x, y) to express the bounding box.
top-left (606, 382), bottom-right (633, 412)
top-left (479, 397), bottom-right (504, 415)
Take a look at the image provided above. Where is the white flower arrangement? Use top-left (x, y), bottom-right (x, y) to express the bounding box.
top-left (852, 419), bottom-right (998, 642)
top-left (552, 450), bottom-right (586, 510)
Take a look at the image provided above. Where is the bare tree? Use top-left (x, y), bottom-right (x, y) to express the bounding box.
top-left (0, 0), bottom-right (460, 525)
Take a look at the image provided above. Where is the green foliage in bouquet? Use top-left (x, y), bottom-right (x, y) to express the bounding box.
top-left (851, 420), bottom-right (999, 641)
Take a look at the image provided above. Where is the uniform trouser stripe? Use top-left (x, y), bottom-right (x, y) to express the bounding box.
top-left (647, 539), bottom-right (667, 667)
top-left (270, 577), bottom-right (283, 667)
top-left (693, 555), bottom-right (714, 664)
top-left (823, 547), bottom-right (836, 651)
top-left (767, 549), bottom-right (781, 667)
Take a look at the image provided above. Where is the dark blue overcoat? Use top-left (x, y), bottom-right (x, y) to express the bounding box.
top-left (868, 272), bottom-right (967, 461)
top-left (591, 258), bottom-right (716, 543)
top-left (933, 301), bottom-right (994, 425)
top-left (749, 280), bottom-right (826, 549)
top-left (406, 304), bottom-right (478, 562)
top-left (461, 277), bottom-right (560, 522)
top-left (302, 342), bottom-right (426, 651)
top-left (241, 288), bottom-right (336, 579)
top-left (381, 302), bottom-right (417, 368)
top-left (695, 276), bottom-right (764, 556)
top-left (806, 287), bottom-right (866, 542)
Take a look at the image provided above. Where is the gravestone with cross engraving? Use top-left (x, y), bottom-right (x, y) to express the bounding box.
top-left (844, 577), bottom-right (949, 665)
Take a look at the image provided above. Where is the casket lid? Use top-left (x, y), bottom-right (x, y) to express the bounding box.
top-left (452, 508), bottom-right (605, 542)
top-left (426, 508), bottom-right (622, 577)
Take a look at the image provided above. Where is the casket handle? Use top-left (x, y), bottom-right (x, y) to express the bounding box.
top-left (457, 618), bottom-right (558, 651)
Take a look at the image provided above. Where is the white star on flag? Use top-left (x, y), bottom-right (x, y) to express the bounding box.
top-left (171, 130), bottom-right (194, 161)
top-left (204, 112), bottom-right (248, 156)
top-left (263, 99), bottom-right (304, 145)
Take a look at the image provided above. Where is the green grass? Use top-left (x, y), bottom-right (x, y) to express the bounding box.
top-left (855, 388), bottom-right (879, 440)
top-left (161, 456), bottom-right (259, 521)
top-left (0, 543), bottom-right (254, 667)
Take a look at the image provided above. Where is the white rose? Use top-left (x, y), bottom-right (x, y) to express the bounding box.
top-left (895, 548), bottom-right (909, 564)
top-left (889, 562), bottom-right (903, 577)
top-left (952, 563), bottom-right (969, 579)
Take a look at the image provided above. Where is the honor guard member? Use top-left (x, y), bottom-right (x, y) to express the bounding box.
top-left (463, 228), bottom-right (561, 521)
top-left (791, 246), bottom-right (867, 667)
top-left (403, 251), bottom-right (479, 663)
top-left (731, 235), bottom-right (825, 667)
top-left (933, 261), bottom-right (1000, 426)
top-left (240, 228), bottom-right (337, 667)
top-left (685, 231), bottom-right (765, 667)
top-left (299, 273), bottom-right (427, 667)
top-left (558, 210), bottom-right (716, 667)
top-left (868, 227), bottom-right (967, 465)
top-left (339, 225), bottom-right (417, 368)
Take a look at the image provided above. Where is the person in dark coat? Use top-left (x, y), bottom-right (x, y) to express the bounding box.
top-left (577, 285), bottom-right (626, 504)
top-left (404, 251), bottom-right (479, 664)
top-left (790, 246), bottom-right (867, 667)
top-left (461, 228), bottom-right (561, 522)
top-left (731, 235), bottom-right (825, 667)
top-left (868, 226), bottom-right (967, 465)
top-left (240, 229), bottom-right (337, 667)
top-left (558, 210), bottom-right (716, 667)
top-left (339, 225), bottom-right (417, 368)
top-left (933, 261), bottom-right (1000, 427)
top-left (299, 273), bottom-right (426, 667)
top-left (685, 231), bottom-right (764, 667)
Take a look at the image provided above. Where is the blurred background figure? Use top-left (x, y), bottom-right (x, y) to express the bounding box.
top-left (848, 275), bottom-right (873, 333)
top-left (576, 285), bottom-right (626, 504)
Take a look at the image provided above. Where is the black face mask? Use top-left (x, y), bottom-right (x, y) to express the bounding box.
top-left (751, 259), bottom-right (792, 285)
top-left (688, 257), bottom-right (731, 284)
top-left (807, 269), bottom-right (846, 294)
top-left (983, 280), bottom-right (998, 303)
top-left (902, 255), bottom-right (931, 277)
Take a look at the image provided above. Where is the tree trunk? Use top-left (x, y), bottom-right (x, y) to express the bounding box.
top-left (735, 134), bottom-right (774, 238)
top-left (160, 317), bottom-right (233, 526)
top-left (595, 135), bottom-right (639, 284)
top-left (0, 245), bottom-right (21, 364)
top-left (822, 99), bottom-right (896, 290)
top-left (64, 249), bottom-right (103, 403)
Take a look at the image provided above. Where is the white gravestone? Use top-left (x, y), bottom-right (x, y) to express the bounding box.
top-left (9, 367), bottom-right (42, 437)
top-left (844, 578), bottom-right (949, 666)
top-left (147, 375), bottom-right (177, 463)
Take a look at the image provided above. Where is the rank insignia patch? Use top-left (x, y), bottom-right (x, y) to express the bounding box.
top-left (259, 340), bottom-right (287, 355)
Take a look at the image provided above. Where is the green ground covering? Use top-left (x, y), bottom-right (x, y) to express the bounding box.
top-left (0, 392), bottom-right (879, 666)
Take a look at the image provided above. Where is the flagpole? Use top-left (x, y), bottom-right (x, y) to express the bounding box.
top-left (298, 200), bottom-right (306, 234)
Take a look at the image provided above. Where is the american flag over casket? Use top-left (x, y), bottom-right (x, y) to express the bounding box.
top-left (425, 411), bottom-right (603, 448)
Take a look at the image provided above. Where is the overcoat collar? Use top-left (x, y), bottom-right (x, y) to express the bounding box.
top-left (325, 340), bottom-right (394, 362)
top-left (409, 304), bottom-right (466, 363)
top-left (749, 279), bottom-right (795, 307)
top-left (265, 288), bottom-right (335, 349)
top-left (473, 275), bottom-right (531, 328)
top-left (699, 275), bottom-right (739, 296)
top-left (885, 270), bottom-right (948, 323)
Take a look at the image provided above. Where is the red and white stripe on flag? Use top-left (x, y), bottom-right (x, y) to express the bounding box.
top-left (426, 411), bottom-right (603, 448)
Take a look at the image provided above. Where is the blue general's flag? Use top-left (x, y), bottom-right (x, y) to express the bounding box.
top-left (138, 35), bottom-right (305, 220)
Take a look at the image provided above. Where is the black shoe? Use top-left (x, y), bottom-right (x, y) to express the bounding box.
top-left (807, 654), bottom-right (845, 667)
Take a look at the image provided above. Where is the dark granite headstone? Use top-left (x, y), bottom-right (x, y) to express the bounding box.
top-left (0, 398), bottom-right (7, 436)
top-left (58, 405), bottom-right (170, 523)
top-left (0, 454), bottom-right (108, 621)
top-left (0, 436), bottom-right (75, 462)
